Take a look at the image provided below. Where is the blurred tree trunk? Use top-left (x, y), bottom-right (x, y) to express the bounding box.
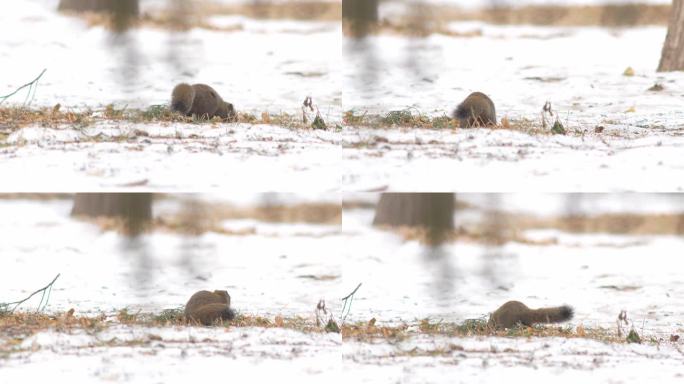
top-left (71, 193), bottom-right (152, 235)
top-left (373, 193), bottom-right (454, 244)
top-left (564, 193), bottom-right (586, 232)
top-left (658, 0), bottom-right (684, 71)
top-left (58, 0), bottom-right (139, 31)
top-left (343, 0), bottom-right (379, 37)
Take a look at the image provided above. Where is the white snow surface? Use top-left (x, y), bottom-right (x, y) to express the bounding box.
top-left (0, 122), bottom-right (341, 191)
top-left (344, 335), bottom-right (684, 384)
top-left (342, 126), bottom-right (684, 192)
top-left (1, 326), bottom-right (341, 383)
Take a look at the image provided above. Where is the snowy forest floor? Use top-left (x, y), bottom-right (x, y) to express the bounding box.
top-left (340, 193), bottom-right (684, 383)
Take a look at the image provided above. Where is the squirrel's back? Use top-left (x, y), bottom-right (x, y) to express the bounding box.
top-left (185, 290), bottom-right (234, 325)
top-left (171, 83), bottom-right (235, 120)
top-left (454, 91), bottom-right (496, 128)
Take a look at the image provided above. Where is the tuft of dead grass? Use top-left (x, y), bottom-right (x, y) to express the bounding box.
top-left (0, 310), bottom-right (328, 339)
top-left (344, 109), bottom-right (458, 129)
top-left (342, 319), bottom-right (410, 343)
top-left (0, 106), bottom-right (325, 135)
top-left (343, 109), bottom-right (583, 136)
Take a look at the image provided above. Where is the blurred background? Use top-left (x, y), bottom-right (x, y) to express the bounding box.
top-left (0, 192), bottom-right (341, 317)
top-left (0, 0), bottom-right (342, 120)
top-left (342, 192), bottom-right (684, 337)
top-left (342, 0), bottom-right (684, 126)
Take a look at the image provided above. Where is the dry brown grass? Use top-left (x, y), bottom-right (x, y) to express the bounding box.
top-left (0, 106), bottom-right (321, 134)
top-left (344, 3), bottom-right (670, 37)
top-left (74, 199), bottom-right (341, 236)
top-left (201, 1), bottom-right (340, 22)
top-left (0, 193), bottom-right (73, 201)
top-left (62, 1), bottom-right (340, 32)
top-left (465, 4), bottom-right (670, 27)
top-left (344, 109), bottom-right (458, 129)
top-left (387, 225), bottom-right (557, 247)
top-left (0, 310), bottom-right (108, 339)
top-left (342, 317), bottom-right (642, 345)
top-left (518, 213), bottom-right (684, 236)
top-left (343, 109), bottom-right (578, 136)
top-left (379, 211), bottom-right (684, 246)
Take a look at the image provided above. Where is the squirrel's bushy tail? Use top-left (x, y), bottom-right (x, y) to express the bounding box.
top-left (530, 305), bottom-right (574, 324)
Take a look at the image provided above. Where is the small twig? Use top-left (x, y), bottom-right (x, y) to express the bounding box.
top-left (0, 68), bottom-right (47, 106)
top-left (340, 283), bottom-right (362, 322)
top-left (341, 283), bottom-right (362, 301)
top-left (2, 273), bottom-right (61, 313)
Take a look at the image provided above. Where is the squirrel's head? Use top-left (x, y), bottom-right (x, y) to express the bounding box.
top-left (171, 83), bottom-right (194, 115)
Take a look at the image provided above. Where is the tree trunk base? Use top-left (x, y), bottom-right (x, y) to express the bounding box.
top-left (658, 0), bottom-right (684, 72)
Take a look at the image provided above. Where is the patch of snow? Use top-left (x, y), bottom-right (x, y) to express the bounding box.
top-left (3, 326), bottom-right (341, 384)
top-left (0, 122), bottom-right (341, 191)
top-left (344, 335), bottom-right (684, 384)
top-left (343, 127), bottom-right (684, 192)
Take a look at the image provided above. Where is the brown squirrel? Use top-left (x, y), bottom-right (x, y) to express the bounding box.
top-left (453, 91), bottom-right (497, 128)
top-left (171, 83), bottom-right (236, 121)
top-left (488, 301), bottom-right (573, 329)
top-left (184, 290), bottom-right (236, 325)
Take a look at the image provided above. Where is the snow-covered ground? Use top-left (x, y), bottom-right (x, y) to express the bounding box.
top-left (0, 1), bottom-right (341, 191)
top-left (341, 193), bottom-right (684, 383)
top-left (343, 25), bottom-right (684, 191)
top-left (1, 122), bottom-right (341, 191)
top-left (1, 326), bottom-right (342, 383)
top-left (344, 334), bottom-right (684, 384)
top-left (342, 126), bottom-right (684, 192)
